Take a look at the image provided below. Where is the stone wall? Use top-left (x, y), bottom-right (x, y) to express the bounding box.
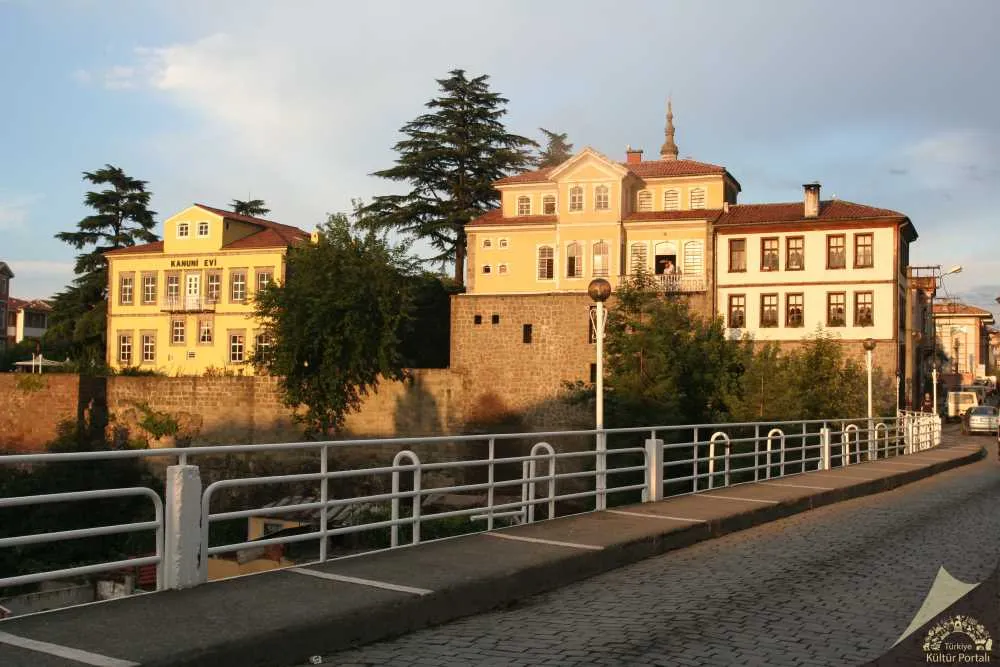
top-left (0, 374), bottom-right (81, 451)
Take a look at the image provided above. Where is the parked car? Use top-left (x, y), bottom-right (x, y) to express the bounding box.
top-left (962, 405), bottom-right (999, 435)
top-left (948, 391), bottom-right (980, 421)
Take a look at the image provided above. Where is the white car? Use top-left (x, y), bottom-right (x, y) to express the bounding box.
top-left (963, 405), bottom-right (999, 435)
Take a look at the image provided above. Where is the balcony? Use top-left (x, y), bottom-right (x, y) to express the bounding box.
top-left (611, 273), bottom-right (707, 294)
top-left (161, 296), bottom-right (218, 312)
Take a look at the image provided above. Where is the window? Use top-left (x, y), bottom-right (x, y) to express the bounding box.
top-left (197, 221), bottom-right (210, 237)
top-left (498, 263), bottom-right (508, 275)
top-left (590, 363), bottom-right (598, 384)
top-left (206, 273), bottom-right (221, 303)
top-left (522, 324), bottom-right (533, 344)
top-left (569, 186), bottom-right (583, 211)
top-left (473, 314), bottom-right (482, 325)
top-left (728, 295), bottom-right (746, 328)
top-left (166, 274), bottom-right (180, 304)
top-left (491, 314), bottom-right (500, 325)
top-left (171, 318), bottom-right (186, 344)
top-left (855, 291), bottom-right (874, 326)
top-left (230, 270), bottom-right (247, 302)
top-left (229, 332), bottom-right (245, 363)
top-left (629, 243), bottom-right (648, 274)
top-left (566, 242), bottom-right (582, 278)
top-left (760, 294), bottom-right (779, 327)
top-left (786, 294), bottom-right (804, 328)
top-left (690, 187), bottom-right (706, 209)
top-left (255, 332), bottom-right (273, 363)
top-left (786, 236), bottom-right (804, 271)
top-left (757, 238), bottom-right (778, 272)
top-left (199, 319), bottom-right (213, 344)
top-left (595, 185), bottom-right (609, 210)
top-left (177, 222), bottom-right (189, 238)
top-left (637, 190), bottom-right (652, 212)
top-left (517, 196), bottom-right (531, 216)
top-left (592, 241), bottom-right (609, 277)
top-left (537, 246), bottom-right (554, 280)
top-left (827, 293), bottom-right (846, 327)
top-left (141, 333), bottom-right (156, 363)
top-left (683, 241), bottom-right (704, 275)
top-left (542, 194), bottom-right (556, 215)
top-left (499, 238), bottom-right (509, 249)
top-left (482, 265), bottom-right (491, 274)
top-left (854, 233), bottom-right (874, 268)
top-left (25, 312), bottom-right (47, 328)
top-left (482, 238), bottom-right (492, 249)
top-left (827, 234), bottom-right (846, 269)
top-left (118, 333), bottom-right (132, 365)
top-left (142, 273), bottom-right (157, 304)
top-left (728, 239), bottom-right (747, 272)
top-left (663, 189), bottom-right (680, 211)
top-left (119, 274), bottom-right (134, 305)
top-left (256, 269), bottom-right (273, 294)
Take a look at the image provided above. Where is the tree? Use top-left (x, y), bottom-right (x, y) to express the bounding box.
top-left (536, 128), bottom-right (574, 167)
top-left (231, 198), bottom-right (270, 217)
top-left (47, 166), bottom-right (158, 368)
top-left (254, 207), bottom-right (413, 437)
top-left (361, 69), bottom-right (537, 285)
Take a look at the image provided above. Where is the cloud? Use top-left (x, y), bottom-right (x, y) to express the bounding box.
top-left (0, 194), bottom-right (40, 230)
top-left (6, 260), bottom-right (74, 275)
top-left (900, 129), bottom-right (1000, 190)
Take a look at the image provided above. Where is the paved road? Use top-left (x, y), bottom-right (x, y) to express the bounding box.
top-left (303, 433), bottom-right (999, 667)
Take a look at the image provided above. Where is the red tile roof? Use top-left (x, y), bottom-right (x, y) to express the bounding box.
top-left (7, 297), bottom-right (52, 312)
top-left (494, 159), bottom-right (734, 186)
top-left (933, 303), bottom-right (995, 318)
top-left (624, 209), bottom-right (723, 222)
top-left (105, 241), bottom-right (165, 256)
top-left (224, 228), bottom-right (303, 250)
top-left (716, 200), bottom-right (907, 226)
top-left (466, 209), bottom-right (557, 227)
top-left (193, 204), bottom-right (309, 245)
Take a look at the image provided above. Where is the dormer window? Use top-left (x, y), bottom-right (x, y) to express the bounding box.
top-left (197, 221), bottom-right (210, 237)
top-left (499, 238), bottom-right (509, 249)
top-left (690, 187), bottom-right (706, 209)
top-left (517, 196), bottom-right (531, 216)
top-left (482, 238), bottom-right (492, 249)
top-left (663, 189), bottom-right (680, 211)
top-left (569, 187), bottom-right (583, 212)
top-left (543, 194), bottom-right (556, 215)
top-left (177, 222), bottom-right (190, 238)
top-left (637, 190), bottom-right (652, 212)
top-left (595, 185), bottom-right (609, 211)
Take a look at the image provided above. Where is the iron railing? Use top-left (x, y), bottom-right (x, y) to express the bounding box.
top-left (0, 413), bottom-right (940, 603)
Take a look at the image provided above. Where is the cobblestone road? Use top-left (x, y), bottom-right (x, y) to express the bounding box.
top-left (316, 436), bottom-right (999, 666)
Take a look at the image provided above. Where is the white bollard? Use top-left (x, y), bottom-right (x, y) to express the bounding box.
top-left (644, 438), bottom-right (664, 503)
top-left (164, 465), bottom-right (203, 589)
top-left (820, 427), bottom-right (831, 471)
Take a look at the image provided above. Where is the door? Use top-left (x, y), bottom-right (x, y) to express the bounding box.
top-left (186, 274), bottom-right (201, 309)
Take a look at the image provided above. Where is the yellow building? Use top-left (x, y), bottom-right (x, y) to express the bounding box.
top-left (104, 204), bottom-right (309, 375)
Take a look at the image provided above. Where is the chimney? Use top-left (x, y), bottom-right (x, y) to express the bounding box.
top-left (723, 201), bottom-right (730, 213)
top-left (625, 145), bottom-right (643, 165)
top-left (803, 182), bottom-right (821, 218)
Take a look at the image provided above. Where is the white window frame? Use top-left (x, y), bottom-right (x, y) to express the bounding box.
top-left (166, 274), bottom-right (180, 304)
top-left (171, 319), bottom-right (186, 344)
top-left (119, 274), bottom-right (134, 305)
top-left (689, 187), bottom-right (707, 210)
top-left (482, 238), bottom-right (493, 249)
top-left (517, 196), bottom-right (531, 216)
top-left (176, 222), bottom-right (190, 239)
top-left (594, 185), bottom-right (610, 211)
top-left (637, 190), bottom-right (653, 212)
top-left (629, 242), bottom-right (649, 274)
top-left (206, 273), bottom-right (221, 302)
top-left (537, 245), bottom-right (555, 280)
top-left (142, 273), bottom-right (157, 304)
top-left (568, 186), bottom-right (584, 212)
top-left (141, 333), bottom-right (156, 363)
top-left (118, 333), bottom-right (132, 365)
top-left (497, 263), bottom-right (508, 275)
top-left (498, 238), bottom-right (509, 249)
top-left (683, 240), bottom-right (704, 275)
top-left (231, 271), bottom-right (247, 303)
top-left (197, 221), bottom-right (210, 237)
top-left (566, 241), bottom-right (583, 278)
top-left (663, 189), bottom-right (680, 211)
top-left (592, 240), bottom-right (609, 277)
top-left (199, 319), bottom-right (213, 344)
top-left (229, 332), bottom-right (246, 363)
top-left (482, 265), bottom-right (492, 275)
top-left (542, 194), bottom-right (557, 215)
top-left (256, 270), bottom-right (273, 293)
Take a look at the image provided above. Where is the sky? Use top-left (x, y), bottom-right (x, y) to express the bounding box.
top-left (1, 0), bottom-right (998, 316)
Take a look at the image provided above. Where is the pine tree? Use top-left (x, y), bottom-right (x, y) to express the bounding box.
top-left (537, 128), bottom-right (574, 167)
top-left (362, 69), bottom-right (536, 285)
top-left (47, 165), bottom-right (158, 368)
top-left (231, 198), bottom-right (270, 217)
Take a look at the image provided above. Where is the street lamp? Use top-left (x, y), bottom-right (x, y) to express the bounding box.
top-left (588, 278), bottom-right (612, 511)
top-left (863, 338), bottom-right (876, 459)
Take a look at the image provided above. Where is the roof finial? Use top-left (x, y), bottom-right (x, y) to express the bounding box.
top-left (660, 98), bottom-right (679, 161)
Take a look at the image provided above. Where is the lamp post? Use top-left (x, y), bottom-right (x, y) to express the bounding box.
top-left (863, 338), bottom-right (876, 420)
top-left (588, 278), bottom-right (612, 511)
top-left (894, 371), bottom-right (900, 416)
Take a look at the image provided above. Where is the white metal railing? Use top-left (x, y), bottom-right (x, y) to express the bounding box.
top-left (162, 295), bottom-right (218, 311)
top-left (0, 413), bottom-right (941, 602)
top-left (611, 273), bottom-right (707, 293)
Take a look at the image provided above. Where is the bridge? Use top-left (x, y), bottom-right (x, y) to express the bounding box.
top-left (0, 411), bottom-right (980, 666)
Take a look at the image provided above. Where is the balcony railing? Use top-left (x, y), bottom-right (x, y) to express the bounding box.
top-left (612, 273), bottom-right (707, 293)
top-left (162, 296), bottom-right (218, 312)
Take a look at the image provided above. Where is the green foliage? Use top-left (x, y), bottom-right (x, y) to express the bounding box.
top-left (361, 69), bottom-right (537, 284)
top-left (48, 165), bottom-right (158, 369)
top-left (254, 207), bottom-right (413, 437)
top-left (0, 339), bottom-right (41, 372)
top-left (131, 401), bottom-right (179, 439)
top-left (536, 128), bottom-right (574, 167)
top-left (397, 272), bottom-right (463, 368)
top-left (14, 374), bottom-right (46, 393)
top-left (230, 198), bottom-right (270, 217)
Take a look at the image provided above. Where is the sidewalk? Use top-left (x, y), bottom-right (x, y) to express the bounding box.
top-left (0, 439), bottom-right (984, 667)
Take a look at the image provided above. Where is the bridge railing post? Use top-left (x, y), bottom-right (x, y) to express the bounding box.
top-left (164, 464), bottom-right (203, 589)
top-left (644, 437), bottom-right (664, 503)
top-left (819, 427), bottom-right (831, 471)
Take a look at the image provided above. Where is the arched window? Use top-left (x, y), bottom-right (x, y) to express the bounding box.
top-left (542, 194), bottom-right (556, 215)
top-left (684, 241), bottom-right (704, 275)
top-left (517, 196), bottom-right (531, 216)
top-left (629, 243), bottom-right (648, 274)
top-left (637, 190), bottom-right (652, 212)
top-left (592, 241), bottom-right (609, 277)
top-left (663, 189), bottom-right (680, 211)
top-left (595, 185), bottom-right (610, 210)
top-left (569, 186), bottom-right (584, 211)
top-left (537, 246), bottom-right (554, 280)
top-left (690, 187), bottom-right (706, 209)
top-left (566, 242), bottom-right (582, 278)
top-left (654, 242), bottom-right (677, 275)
